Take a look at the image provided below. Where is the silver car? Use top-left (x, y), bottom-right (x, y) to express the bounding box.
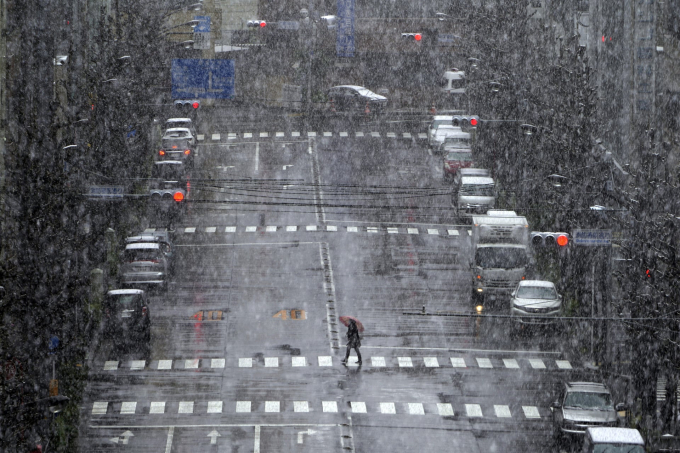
top-left (510, 280), bottom-right (562, 324)
top-left (120, 242), bottom-right (170, 291)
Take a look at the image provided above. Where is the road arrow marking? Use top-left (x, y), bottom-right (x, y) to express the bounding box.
top-left (297, 429), bottom-right (316, 444)
top-left (120, 431), bottom-right (134, 445)
top-left (109, 437), bottom-right (119, 444)
top-left (208, 430), bottom-right (221, 445)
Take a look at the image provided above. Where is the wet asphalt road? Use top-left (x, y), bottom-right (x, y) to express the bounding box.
top-left (79, 118), bottom-right (584, 452)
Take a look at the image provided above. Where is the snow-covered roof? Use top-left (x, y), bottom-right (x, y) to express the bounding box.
top-left (587, 428), bottom-right (644, 445)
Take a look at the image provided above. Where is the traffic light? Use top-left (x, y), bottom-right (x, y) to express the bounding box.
top-left (452, 115), bottom-right (479, 129)
top-left (531, 232), bottom-right (570, 247)
top-left (247, 20), bottom-right (267, 28)
top-left (645, 268), bottom-right (654, 283)
top-left (401, 33), bottom-right (423, 41)
top-left (174, 99), bottom-right (200, 111)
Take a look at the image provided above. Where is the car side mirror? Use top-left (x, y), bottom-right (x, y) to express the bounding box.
top-left (511, 291), bottom-right (516, 297)
top-left (551, 401), bottom-right (561, 409)
top-left (615, 403), bottom-right (626, 412)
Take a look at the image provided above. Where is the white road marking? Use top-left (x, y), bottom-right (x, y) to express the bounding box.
top-left (292, 357), bottom-right (306, 367)
top-left (265, 401), bottom-right (280, 412)
top-left (424, 357), bottom-right (439, 367)
top-left (208, 401), bottom-right (223, 413)
top-left (339, 132), bottom-right (348, 137)
top-left (398, 357), bottom-right (413, 367)
top-left (243, 132), bottom-right (253, 138)
top-left (476, 358), bottom-right (493, 368)
top-left (294, 401), bottom-right (309, 412)
top-left (266, 226), bottom-right (277, 232)
top-left (427, 229), bottom-right (439, 235)
top-left (307, 132), bottom-right (317, 137)
top-left (255, 141), bottom-right (259, 172)
top-left (323, 401), bottom-right (338, 412)
top-left (254, 425), bottom-right (261, 453)
top-left (197, 134), bottom-right (205, 141)
top-left (371, 357), bottom-right (386, 367)
top-left (205, 226), bottom-right (217, 233)
top-left (494, 405), bottom-right (511, 418)
top-left (355, 132), bottom-right (364, 137)
top-left (451, 357), bottom-right (466, 367)
top-left (157, 360), bottom-right (172, 370)
top-left (503, 358), bottom-right (520, 369)
top-left (306, 225), bottom-right (317, 231)
top-left (211, 359), bottom-right (225, 368)
top-left (556, 360), bottom-right (572, 369)
top-left (386, 132), bottom-right (396, 138)
top-left (185, 359), bottom-right (199, 369)
top-left (130, 360), bottom-right (145, 370)
top-left (286, 225), bottom-right (297, 232)
top-left (92, 402), bottom-right (108, 415)
top-left (347, 226), bottom-right (358, 232)
top-left (448, 229), bottom-right (459, 236)
top-left (212, 134), bottom-right (220, 141)
top-left (326, 225), bottom-right (337, 232)
top-left (259, 132), bottom-right (268, 138)
top-left (265, 357), bottom-right (279, 367)
top-left (239, 358), bottom-right (253, 367)
top-left (403, 132), bottom-right (412, 138)
top-left (466, 404), bottom-right (483, 417)
top-left (367, 227), bottom-right (378, 233)
top-left (522, 406), bottom-right (541, 418)
top-left (407, 228), bottom-right (419, 234)
top-left (292, 131), bottom-right (300, 137)
top-left (351, 402), bottom-right (367, 413)
top-left (164, 427), bottom-right (174, 453)
top-left (380, 402), bottom-right (396, 414)
top-left (387, 227), bottom-right (398, 234)
top-left (275, 132), bottom-right (284, 137)
top-left (371, 131), bottom-right (380, 137)
top-left (437, 403), bottom-right (454, 416)
top-left (104, 361), bottom-right (118, 371)
top-left (228, 132), bottom-right (237, 139)
top-left (318, 356), bottom-right (333, 366)
top-left (346, 356), bottom-right (361, 367)
top-left (150, 402), bottom-right (165, 414)
top-left (467, 230), bottom-right (472, 236)
top-left (178, 401), bottom-right (194, 414)
top-left (245, 226), bottom-right (257, 233)
top-left (529, 359), bottom-right (546, 369)
top-left (120, 401), bottom-right (137, 415)
top-left (225, 226), bottom-right (236, 233)
top-left (408, 403), bottom-right (425, 415)
top-left (418, 133), bottom-right (427, 139)
top-left (323, 132), bottom-right (332, 137)
top-left (236, 401), bottom-right (251, 413)
top-left (184, 227), bottom-right (196, 233)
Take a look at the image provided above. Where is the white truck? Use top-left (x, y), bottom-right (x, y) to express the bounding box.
top-left (470, 211), bottom-right (531, 308)
top-left (454, 174), bottom-right (496, 218)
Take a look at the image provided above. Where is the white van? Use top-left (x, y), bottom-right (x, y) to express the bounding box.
top-left (442, 68), bottom-right (466, 95)
top-left (582, 427), bottom-right (644, 453)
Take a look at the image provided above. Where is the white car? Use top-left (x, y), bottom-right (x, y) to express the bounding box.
top-left (165, 118), bottom-right (197, 137)
top-left (162, 127), bottom-right (195, 146)
top-left (427, 115), bottom-right (453, 143)
top-left (510, 280), bottom-right (562, 325)
top-left (430, 125), bottom-right (469, 152)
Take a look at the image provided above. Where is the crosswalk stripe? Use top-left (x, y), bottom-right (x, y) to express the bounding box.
top-left (184, 227), bottom-right (196, 233)
top-left (427, 228), bottom-right (439, 235)
top-left (476, 358), bottom-right (493, 368)
top-left (339, 132), bottom-right (348, 137)
top-left (236, 401), bottom-right (251, 412)
top-left (424, 357), bottom-right (439, 367)
top-left (347, 226), bottom-right (358, 233)
top-left (150, 401), bottom-right (165, 414)
top-left (380, 402), bottom-right (396, 414)
top-left (437, 403), bottom-right (454, 416)
top-left (355, 132), bottom-right (364, 137)
top-left (318, 356), bottom-right (333, 366)
top-left (450, 357), bottom-right (466, 367)
top-left (212, 133), bottom-right (220, 141)
top-left (178, 401), bottom-right (194, 414)
top-left (522, 406), bottom-right (541, 419)
top-left (292, 357), bottom-right (306, 367)
top-left (418, 133), bottom-right (427, 139)
top-left (286, 225), bottom-right (297, 232)
top-left (265, 357), bottom-right (279, 367)
top-left (448, 229), bottom-right (459, 236)
top-left (371, 357), bottom-right (386, 367)
top-left (409, 403), bottom-right (425, 415)
top-left (259, 132), bottom-right (268, 138)
top-left (307, 132), bottom-right (317, 137)
top-left (245, 226), bottom-right (257, 232)
top-left (403, 132), bottom-right (412, 138)
top-left (275, 132), bottom-right (285, 137)
top-left (294, 401), bottom-right (309, 412)
top-left (371, 131), bottom-right (380, 137)
top-left (130, 360), bottom-right (145, 370)
top-left (208, 401), bottom-right (223, 413)
top-left (185, 359), bottom-right (199, 369)
top-left (323, 401), bottom-right (338, 412)
top-left (92, 402), bottom-right (108, 415)
top-left (239, 358), bottom-right (253, 367)
top-left (292, 131), bottom-right (300, 137)
top-left (387, 227), bottom-right (399, 234)
top-left (466, 404), bottom-right (483, 417)
top-left (555, 360), bottom-right (572, 369)
top-left (121, 402), bottom-right (136, 414)
top-left (197, 134), bottom-right (205, 141)
top-left (211, 359), bottom-right (225, 368)
top-left (326, 225), bottom-right (338, 232)
top-left (158, 360), bottom-right (172, 370)
top-left (225, 226), bottom-right (236, 233)
top-left (529, 359), bottom-right (546, 369)
top-left (351, 402), bottom-right (367, 413)
top-left (503, 358), bottom-right (520, 369)
top-left (323, 132), bottom-right (332, 137)
top-left (104, 361), bottom-right (118, 371)
top-left (205, 226), bottom-right (216, 233)
top-left (494, 405), bottom-right (511, 418)
top-left (398, 357), bottom-right (413, 367)
top-left (407, 228), bottom-right (419, 234)
top-left (266, 226), bottom-right (277, 232)
top-left (243, 132), bottom-right (252, 138)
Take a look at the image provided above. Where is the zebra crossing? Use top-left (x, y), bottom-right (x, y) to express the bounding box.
top-left (89, 398), bottom-right (547, 420)
top-left (196, 130), bottom-right (429, 142)
top-left (98, 355), bottom-right (573, 372)
top-left (145, 224), bottom-right (471, 237)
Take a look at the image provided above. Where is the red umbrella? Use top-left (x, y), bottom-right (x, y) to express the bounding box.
top-left (339, 316), bottom-right (364, 332)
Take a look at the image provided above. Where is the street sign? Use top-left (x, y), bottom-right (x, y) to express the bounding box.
top-left (171, 59), bottom-right (235, 99)
top-left (572, 229), bottom-right (612, 246)
top-left (337, 0), bottom-right (355, 57)
top-left (87, 186), bottom-right (124, 199)
top-left (48, 336), bottom-right (60, 354)
top-left (193, 16), bottom-right (211, 50)
top-left (193, 16), bottom-right (210, 33)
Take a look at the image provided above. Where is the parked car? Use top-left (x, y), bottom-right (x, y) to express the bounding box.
top-left (103, 289), bottom-right (151, 343)
top-left (551, 382), bottom-right (625, 444)
top-left (120, 242), bottom-right (170, 291)
top-left (326, 85), bottom-right (387, 115)
top-left (443, 149), bottom-right (473, 179)
top-left (165, 118), bottom-right (197, 137)
top-left (582, 428), bottom-right (644, 453)
top-left (510, 280), bottom-right (562, 325)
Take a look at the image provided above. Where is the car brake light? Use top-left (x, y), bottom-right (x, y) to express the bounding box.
top-left (476, 275), bottom-right (481, 279)
top-left (142, 306), bottom-right (147, 317)
top-left (159, 150), bottom-right (165, 156)
top-left (172, 145), bottom-right (178, 149)
top-left (184, 149), bottom-right (191, 155)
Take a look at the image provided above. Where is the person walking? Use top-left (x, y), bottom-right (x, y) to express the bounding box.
top-left (342, 319), bottom-right (362, 365)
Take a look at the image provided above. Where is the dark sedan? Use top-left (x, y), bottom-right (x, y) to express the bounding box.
top-left (327, 85), bottom-right (387, 116)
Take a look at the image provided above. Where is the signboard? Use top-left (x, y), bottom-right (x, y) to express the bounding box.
top-left (171, 59), bottom-right (235, 99)
top-left (572, 229), bottom-right (612, 246)
top-left (87, 186), bottom-right (124, 199)
top-left (193, 16), bottom-right (211, 50)
top-left (336, 0), bottom-right (355, 57)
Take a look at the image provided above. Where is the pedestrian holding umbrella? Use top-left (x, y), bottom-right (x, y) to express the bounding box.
top-left (339, 316), bottom-right (363, 365)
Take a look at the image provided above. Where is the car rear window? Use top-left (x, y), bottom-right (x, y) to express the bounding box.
top-left (517, 286), bottom-right (557, 299)
top-left (446, 151), bottom-right (473, 161)
top-left (162, 138), bottom-right (191, 150)
top-left (123, 249), bottom-right (163, 262)
top-left (564, 392), bottom-right (612, 409)
top-left (460, 184), bottom-right (494, 196)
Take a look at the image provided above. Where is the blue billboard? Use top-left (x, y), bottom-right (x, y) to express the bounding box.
top-left (171, 59), bottom-right (235, 99)
top-left (337, 0), bottom-right (355, 57)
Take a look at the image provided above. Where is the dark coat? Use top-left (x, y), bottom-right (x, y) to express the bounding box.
top-left (347, 321), bottom-right (361, 348)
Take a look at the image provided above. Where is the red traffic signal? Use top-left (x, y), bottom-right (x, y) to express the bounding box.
top-left (173, 191), bottom-right (185, 202)
top-left (452, 115), bottom-right (480, 128)
top-left (531, 232), bottom-right (570, 247)
top-left (247, 20), bottom-right (267, 28)
top-left (174, 99), bottom-right (200, 110)
top-left (401, 33), bottom-right (423, 41)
